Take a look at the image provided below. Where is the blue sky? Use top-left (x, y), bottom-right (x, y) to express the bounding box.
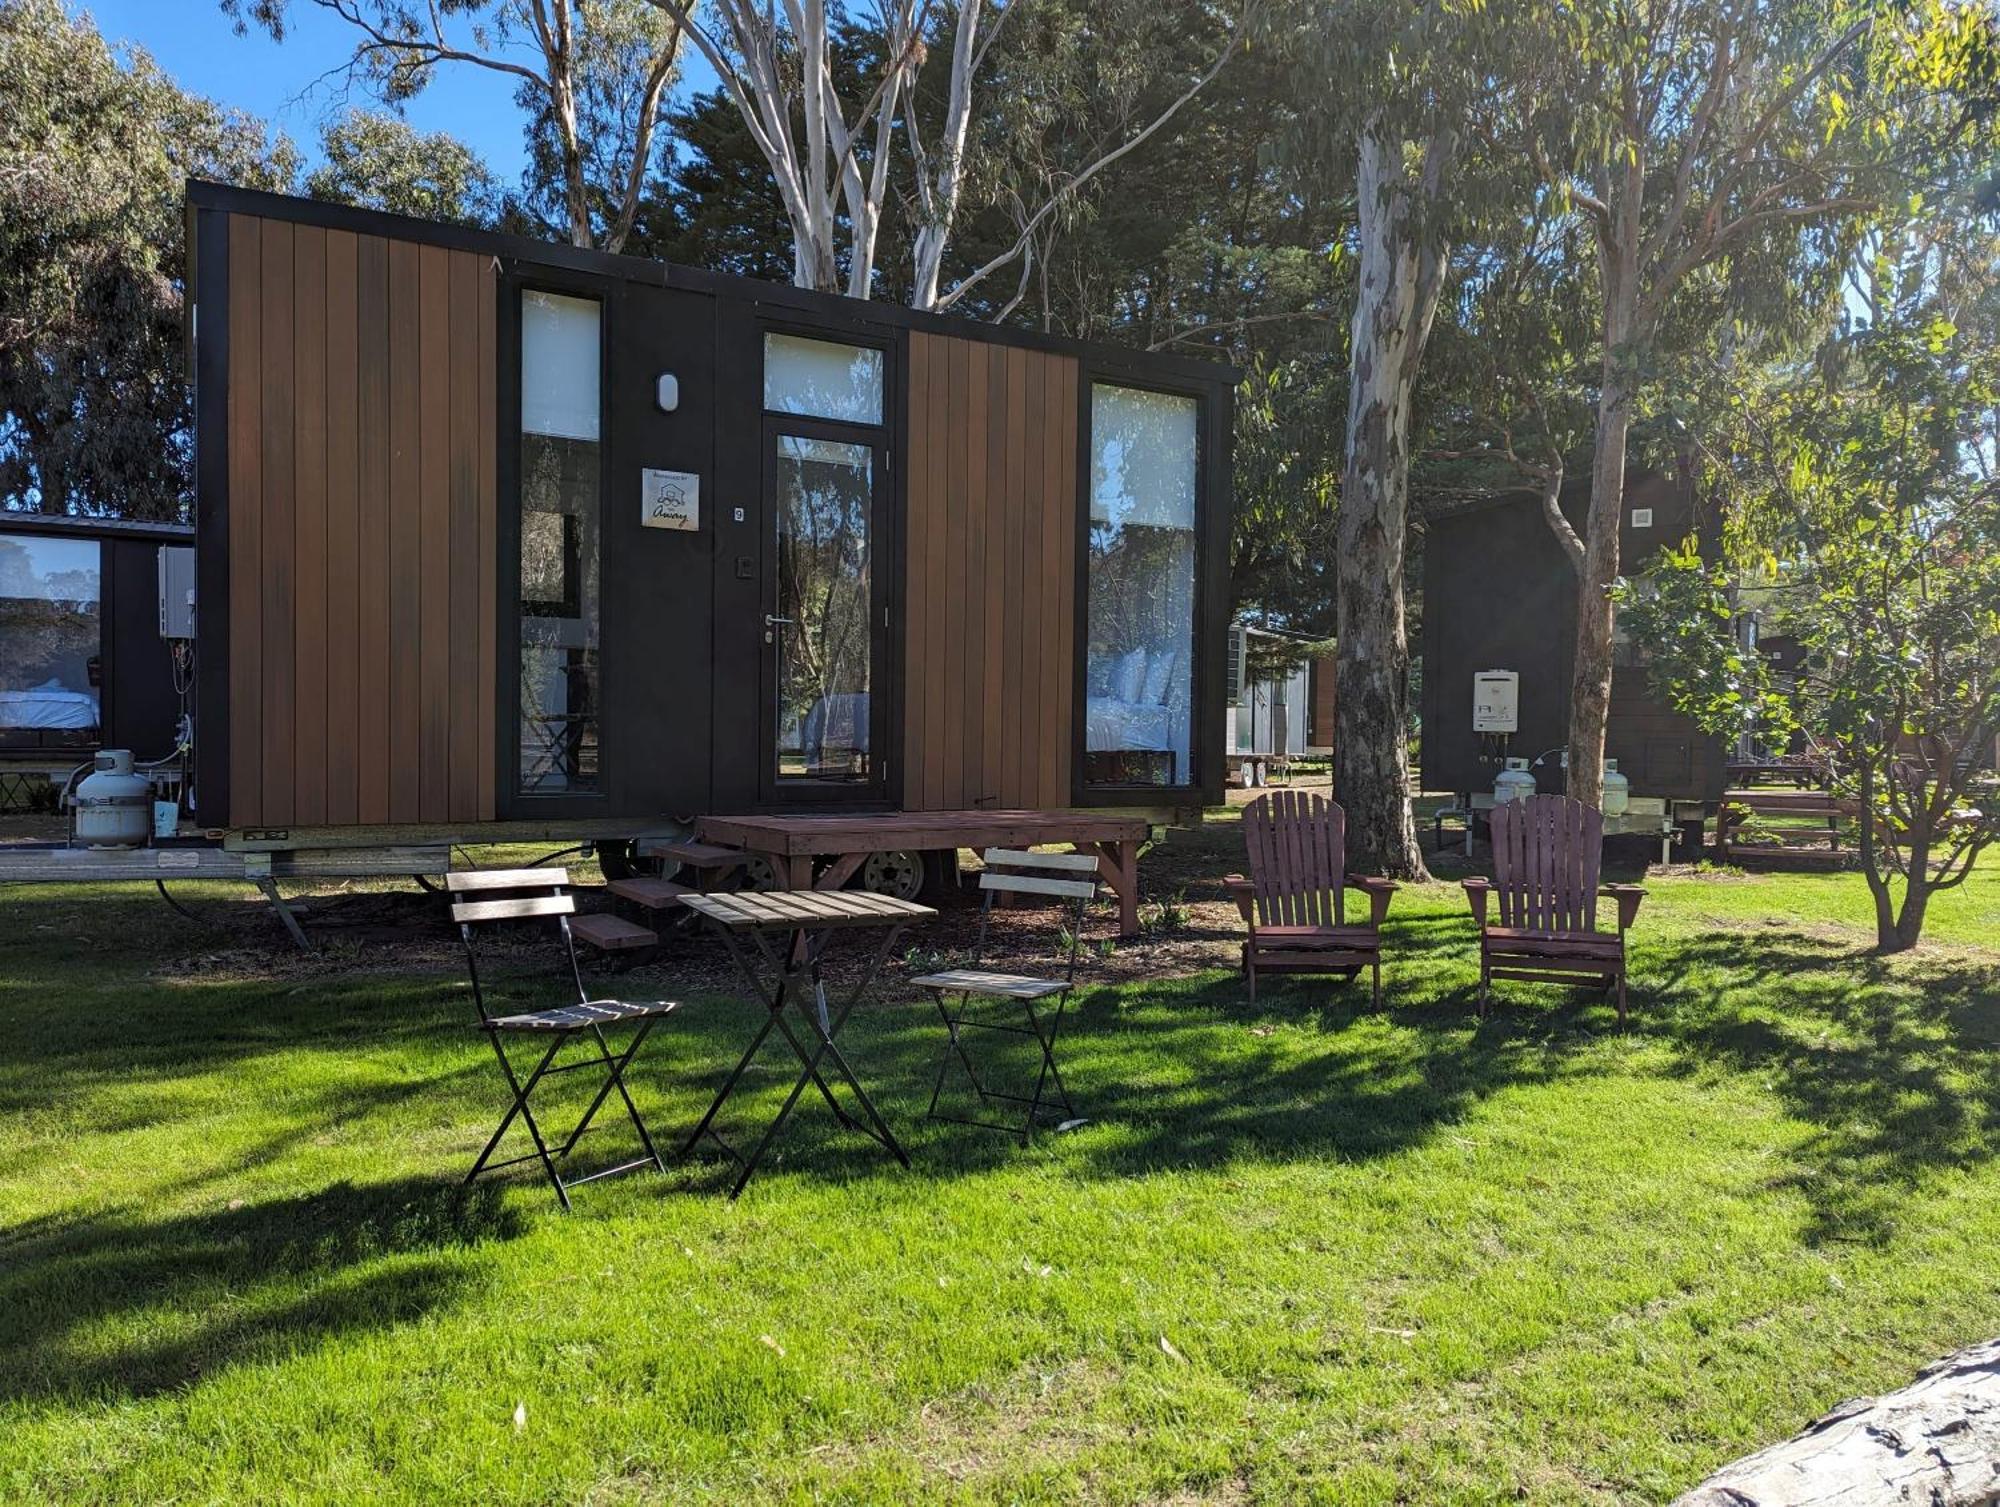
top-left (76, 0), bottom-right (717, 185)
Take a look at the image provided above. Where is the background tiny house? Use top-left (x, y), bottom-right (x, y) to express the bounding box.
top-left (1420, 469), bottom-right (1730, 851)
top-left (0, 512), bottom-right (191, 813)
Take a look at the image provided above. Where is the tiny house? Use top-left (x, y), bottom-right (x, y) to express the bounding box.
top-left (1420, 470), bottom-right (1726, 842)
top-left (184, 184), bottom-right (1234, 862)
top-left (1224, 623), bottom-right (1333, 765)
top-left (0, 512), bottom-right (190, 805)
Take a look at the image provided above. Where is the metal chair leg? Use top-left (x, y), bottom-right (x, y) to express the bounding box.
top-left (927, 991), bottom-right (993, 1117)
top-left (469, 1033), bottom-right (573, 1211)
top-left (558, 1017), bottom-right (664, 1172)
top-left (1020, 993), bottom-right (1078, 1137)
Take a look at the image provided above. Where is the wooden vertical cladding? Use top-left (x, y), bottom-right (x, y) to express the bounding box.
top-left (222, 212), bottom-right (496, 827)
top-left (902, 331), bottom-right (1078, 810)
top-left (226, 216), bottom-right (263, 824)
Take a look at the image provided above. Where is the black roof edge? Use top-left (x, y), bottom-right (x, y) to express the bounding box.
top-left (0, 510), bottom-right (195, 542)
top-left (185, 180), bottom-right (1244, 388)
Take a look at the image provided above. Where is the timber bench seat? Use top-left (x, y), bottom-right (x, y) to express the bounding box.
top-left (1716, 790), bottom-right (1857, 868)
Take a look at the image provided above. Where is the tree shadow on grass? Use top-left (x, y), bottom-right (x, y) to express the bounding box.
top-left (0, 1176), bottom-right (523, 1405)
top-left (1652, 926), bottom-right (2000, 1247)
top-left (662, 901), bottom-right (1621, 1190)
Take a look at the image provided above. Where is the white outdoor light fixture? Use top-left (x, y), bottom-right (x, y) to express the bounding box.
top-left (656, 372), bottom-right (680, 412)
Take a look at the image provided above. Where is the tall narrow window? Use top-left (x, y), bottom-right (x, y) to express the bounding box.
top-left (518, 290), bottom-right (602, 795)
top-left (773, 436), bottom-right (875, 781)
top-left (763, 334), bottom-right (884, 787)
top-left (0, 533), bottom-right (101, 749)
top-left (1085, 383), bottom-right (1198, 786)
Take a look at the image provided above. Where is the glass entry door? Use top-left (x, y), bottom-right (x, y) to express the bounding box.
top-left (765, 425), bottom-right (886, 794)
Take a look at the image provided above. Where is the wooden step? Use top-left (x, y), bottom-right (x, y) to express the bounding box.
top-left (607, 877), bottom-right (692, 910)
top-left (570, 914), bottom-right (659, 951)
top-left (646, 841), bottom-right (752, 871)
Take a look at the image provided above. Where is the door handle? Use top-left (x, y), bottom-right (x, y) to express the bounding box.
top-left (764, 615), bottom-right (795, 626)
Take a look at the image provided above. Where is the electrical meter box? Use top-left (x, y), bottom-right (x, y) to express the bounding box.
top-left (1472, 669), bottom-right (1519, 733)
top-left (158, 546), bottom-right (196, 639)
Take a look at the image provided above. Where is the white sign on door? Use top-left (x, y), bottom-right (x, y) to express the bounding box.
top-left (641, 468), bottom-right (700, 531)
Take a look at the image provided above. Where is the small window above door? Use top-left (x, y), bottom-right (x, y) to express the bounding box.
top-left (763, 334), bottom-right (883, 425)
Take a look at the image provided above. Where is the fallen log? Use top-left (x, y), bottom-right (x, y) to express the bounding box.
top-left (1675, 1338), bottom-right (2000, 1506)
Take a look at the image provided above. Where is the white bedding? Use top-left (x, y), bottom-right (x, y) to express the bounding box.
top-left (1085, 695), bottom-right (1171, 752)
top-left (0, 679), bottom-right (98, 731)
top-left (801, 692), bottom-right (870, 754)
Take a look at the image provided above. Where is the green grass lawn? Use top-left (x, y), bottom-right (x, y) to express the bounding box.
top-left (1, 850), bottom-right (1997, 1504)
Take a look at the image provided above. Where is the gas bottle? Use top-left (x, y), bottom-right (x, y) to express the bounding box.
top-left (1602, 759), bottom-right (1630, 816)
top-left (74, 750), bottom-right (153, 847)
top-left (1493, 757), bottom-right (1537, 805)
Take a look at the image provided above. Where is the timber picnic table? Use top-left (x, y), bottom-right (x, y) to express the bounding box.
top-left (677, 888), bottom-right (934, 1198)
top-left (696, 808), bottom-right (1153, 937)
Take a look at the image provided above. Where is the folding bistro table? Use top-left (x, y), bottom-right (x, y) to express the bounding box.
top-left (677, 889), bottom-right (934, 1197)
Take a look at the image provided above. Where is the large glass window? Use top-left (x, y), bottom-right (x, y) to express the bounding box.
top-left (0, 533), bottom-right (101, 746)
top-left (764, 334), bottom-right (883, 425)
top-left (518, 290), bottom-right (602, 795)
top-left (773, 436), bottom-right (875, 782)
top-left (1085, 384), bottom-right (1198, 786)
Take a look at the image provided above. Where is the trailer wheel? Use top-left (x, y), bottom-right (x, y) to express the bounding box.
top-left (737, 854), bottom-right (780, 891)
top-left (595, 839), bottom-right (673, 883)
top-left (859, 848), bottom-right (925, 901)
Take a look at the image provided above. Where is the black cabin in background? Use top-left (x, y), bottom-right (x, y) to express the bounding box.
top-left (1419, 469), bottom-right (1728, 812)
top-left (0, 512), bottom-right (190, 779)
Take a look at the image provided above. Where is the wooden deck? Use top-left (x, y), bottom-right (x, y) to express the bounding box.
top-left (696, 808), bottom-right (1152, 936)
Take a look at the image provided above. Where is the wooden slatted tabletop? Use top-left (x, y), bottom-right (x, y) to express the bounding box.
top-left (694, 808), bottom-right (1152, 937)
top-left (678, 889), bottom-right (936, 931)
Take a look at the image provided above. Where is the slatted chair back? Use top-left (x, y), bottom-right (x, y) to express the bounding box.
top-left (974, 848), bottom-right (1100, 982)
top-left (444, 868), bottom-right (587, 1023)
top-left (1241, 789), bottom-right (1348, 927)
top-left (1489, 795), bottom-right (1603, 932)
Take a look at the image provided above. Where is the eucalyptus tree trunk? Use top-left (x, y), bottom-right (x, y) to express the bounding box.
top-left (1568, 190), bottom-right (1642, 813)
top-left (1334, 123), bottom-right (1449, 881)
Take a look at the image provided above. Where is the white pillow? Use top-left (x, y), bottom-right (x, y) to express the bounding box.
top-left (1112, 648), bottom-right (1147, 703)
top-left (1141, 648), bottom-right (1175, 706)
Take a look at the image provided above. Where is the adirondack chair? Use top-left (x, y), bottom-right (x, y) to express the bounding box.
top-left (1463, 794), bottom-right (1646, 1024)
top-left (1223, 791), bottom-right (1398, 1005)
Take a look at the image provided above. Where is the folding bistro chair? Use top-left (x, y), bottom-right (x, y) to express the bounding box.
top-left (913, 848), bottom-right (1099, 1143)
top-left (446, 869), bottom-right (679, 1210)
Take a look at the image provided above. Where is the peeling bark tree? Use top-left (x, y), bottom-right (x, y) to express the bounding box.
top-left (648, 0), bottom-right (1248, 307)
top-left (227, 0), bottom-right (685, 253)
top-left (1335, 120), bottom-right (1453, 880)
top-left (1528, 3), bottom-right (1878, 807)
